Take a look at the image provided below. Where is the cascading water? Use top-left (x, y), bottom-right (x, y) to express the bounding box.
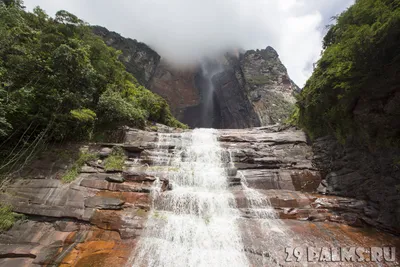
top-left (130, 129), bottom-right (250, 267)
top-left (238, 165), bottom-right (289, 266)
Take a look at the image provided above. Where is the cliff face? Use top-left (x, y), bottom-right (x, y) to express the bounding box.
top-left (92, 26), bottom-right (160, 87)
top-left (149, 61), bottom-right (201, 122)
top-left (148, 57), bottom-right (262, 129)
top-left (313, 135), bottom-right (400, 233)
top-left (240, 47), bottom-right (297, 125)
top-left (93, 27), bottom-right (298, 129)
top-left (211, 54), bottom-right (261, 129)
top-left (148, 49), bottom-right (298, 129)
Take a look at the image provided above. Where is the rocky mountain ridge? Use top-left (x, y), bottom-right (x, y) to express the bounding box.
top-left (93, 28), bottom-right (298, 129)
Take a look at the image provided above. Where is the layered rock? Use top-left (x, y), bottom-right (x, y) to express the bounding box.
top-left (219, 126), bottom-right (399, 266)
top-left (0, 126), bottom-right (398, 266)
top-left (92, 26), bottom-right (160, 87)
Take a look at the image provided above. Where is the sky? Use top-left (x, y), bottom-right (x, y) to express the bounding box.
top-left (23, 0), bottom-right (354, 87)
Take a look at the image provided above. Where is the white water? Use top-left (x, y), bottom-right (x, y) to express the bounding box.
top-left (239, 170), bottom-right (284, 231)
top-left (130, 129), bottom-right (250, 267)
top-left (237, 163), bottom-right (289, 266)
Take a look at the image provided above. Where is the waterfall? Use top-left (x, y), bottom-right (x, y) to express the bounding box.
top-left (197, 61), bottom-right (224, 128)
top-left (130, 129), bottom-right (250, 267)
top-left (238, 166), bottom-right (289, 266)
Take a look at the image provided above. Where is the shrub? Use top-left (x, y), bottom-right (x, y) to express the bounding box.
top-left (104, 147), bottom-right (126, 172)
top-left (0, 204), bottom-right (24, 231)
top-left (294, 0), bottom-right (400, 145)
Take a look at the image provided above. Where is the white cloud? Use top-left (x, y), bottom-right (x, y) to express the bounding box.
top-left (23, 0), bottom-right (354, 87)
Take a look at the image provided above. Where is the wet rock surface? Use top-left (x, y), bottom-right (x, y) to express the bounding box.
top-left (0, 126), bottom-right (398, 266)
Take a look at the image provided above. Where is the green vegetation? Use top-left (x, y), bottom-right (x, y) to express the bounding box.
top-left (61, 151), bottom-right (97, 183)
top-left (146, 166), bottom-right (179, 172)
top-left (152, 210), bottom-right (167, 221)
top-left (292, 0), bottom-right (400, 144)
top-left (248, 75), bottom-right (273, 85)
top-left (203, 215), bottom-right (211, 225)
top-left (136, 208), bottom-right (148, 217)
top-left (0, 204), bottom-right (24, 231)
top-left (104, 147), bottom-right (126, 172)
top-left (0, 1), bottom-right (186, 176)
top-left (149, 125), bottom-right (159, 132)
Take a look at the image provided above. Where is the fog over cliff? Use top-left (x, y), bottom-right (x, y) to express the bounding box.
top-left (24, 0), bottom-right (354, 87)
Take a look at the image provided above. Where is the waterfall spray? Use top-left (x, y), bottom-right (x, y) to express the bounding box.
top-left (129, 129), bottom-right (249, 267)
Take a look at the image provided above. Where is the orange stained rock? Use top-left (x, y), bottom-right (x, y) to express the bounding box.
top-left (59, 239), bottom-right (132, 267)
top-left (90, 210), bottom-right (123, 230)
top-left (86, 228), bottom-right (122, 242)
top-left (65, 232), bottom-right (78, 244)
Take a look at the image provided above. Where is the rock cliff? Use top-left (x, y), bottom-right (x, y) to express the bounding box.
top-left (146, 49), bottom-right (298, 129)
top-left (93, 27), bottom-right (298, 128)
top-left (148, 61), bottom-right (201, 121)
top-left (240, 47), bottom-right (298, 125)
top-left (212, 55), bottom-right (261, 129)
top-left (313, 135), bottom-right (400, 234)
top-left (0, 126), bottom-right (398, 266)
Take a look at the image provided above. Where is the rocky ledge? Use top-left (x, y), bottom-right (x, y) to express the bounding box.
top-left (0, 126), bottom-right (398, 266)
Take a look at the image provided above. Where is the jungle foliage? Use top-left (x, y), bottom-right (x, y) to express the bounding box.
top-left (293, 0), bottom-right (400, 145)
top-left (0, 1), bottom-right (186, 175)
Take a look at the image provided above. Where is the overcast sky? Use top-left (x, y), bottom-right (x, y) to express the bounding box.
top-left (24, 0), bottom-right (354, 87)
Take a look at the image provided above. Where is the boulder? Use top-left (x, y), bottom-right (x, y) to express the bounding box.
top-left (99, 147), bottom-right (113, 158)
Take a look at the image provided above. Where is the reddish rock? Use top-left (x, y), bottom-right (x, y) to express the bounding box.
top-left (150, 61), bottom-right (200, 118)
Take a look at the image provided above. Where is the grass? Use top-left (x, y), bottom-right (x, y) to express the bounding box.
top-left (149, 125), bottom-right (158, 132)
top-left (104, 147), bottom-right (126, 172)
top-left (61, 151), bottom-right (98, 183)
top-left (0, 204), bottom-right (25, 231)
top-left (136, 208), bottom-right (148, 217)
top-left (62, 167), bottom-right (80, 183)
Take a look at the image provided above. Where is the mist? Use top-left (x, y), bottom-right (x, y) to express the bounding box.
top-left (24, 0), bottom-right (354, 87)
